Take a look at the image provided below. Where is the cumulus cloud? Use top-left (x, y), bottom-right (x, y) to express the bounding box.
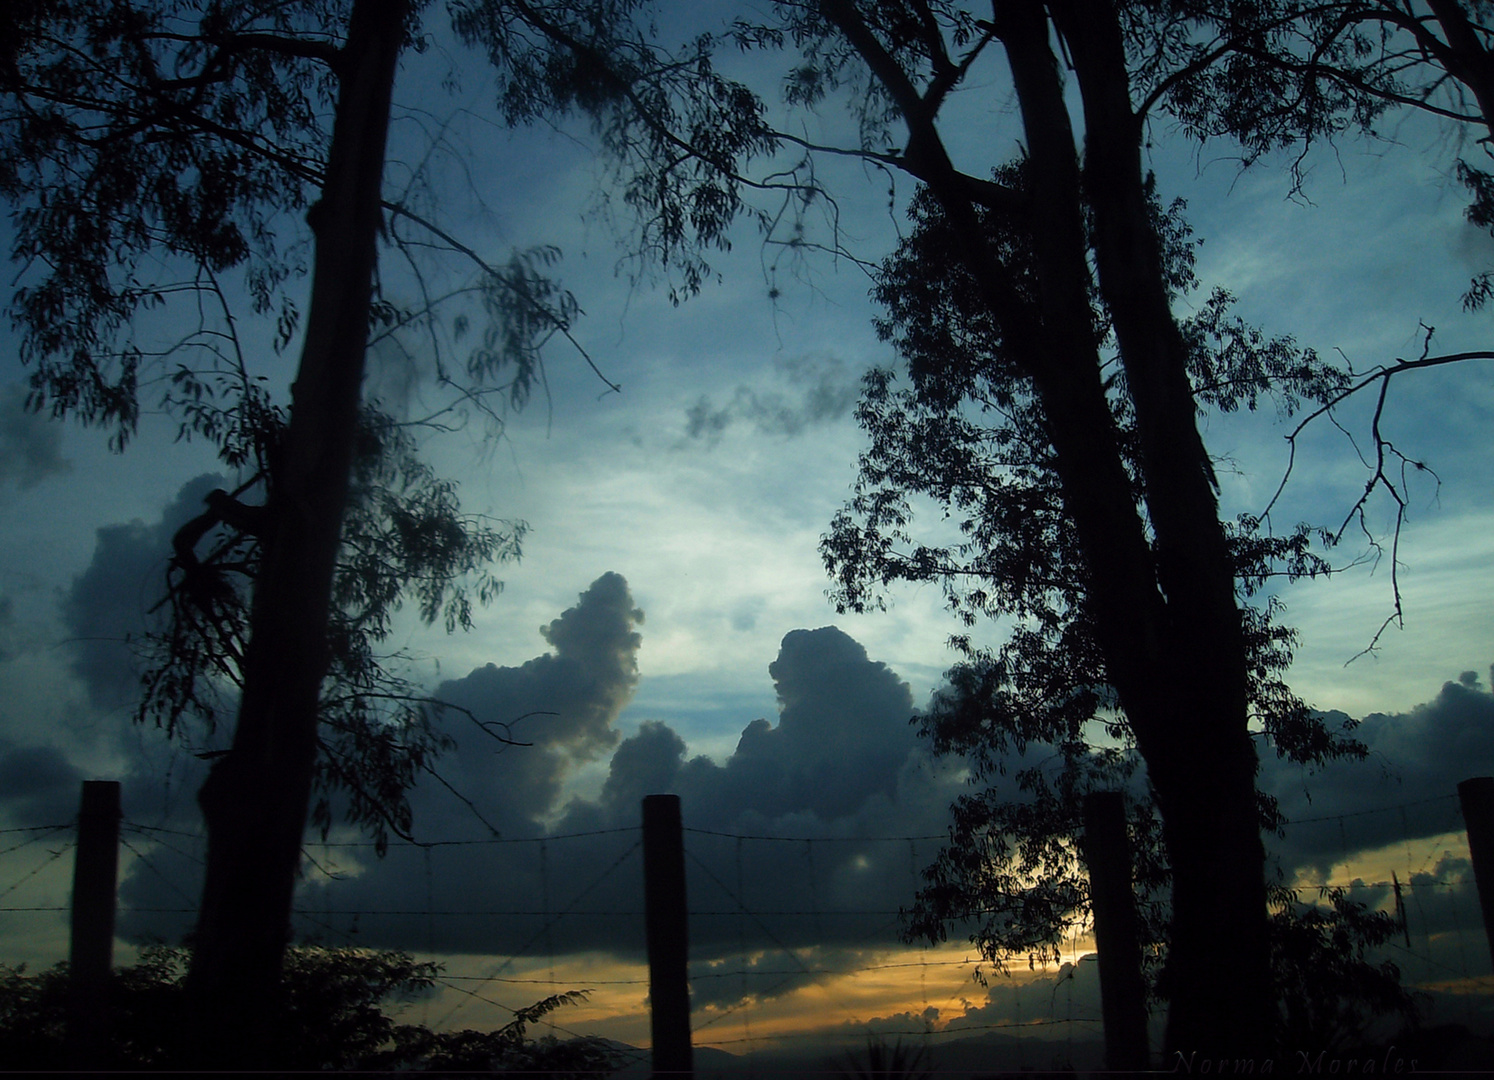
top-left (315, 623), bottom-right (954, 969)
top-left (115, 571), bottom-right (648, 946)
top-left (572, 626), bottom-right (919, 829)
top-left (683, 353), bottom-right (859, 447)
top-left (95, 619), bottom-right (1493, 1038)
top-left (1262, 667), bottom-right (1494, 878)
top-left (0, 384), bottom-right (70, 491)
top-left (60, 473), bottom-right (226, 710)
top-left (413, 570), bottom-right (642, 835)
top-left (112, 617), bottom-right (963, 973)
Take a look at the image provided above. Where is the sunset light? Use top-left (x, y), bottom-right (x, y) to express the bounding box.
top-left (2, 0), bottom-right (1493, 1072)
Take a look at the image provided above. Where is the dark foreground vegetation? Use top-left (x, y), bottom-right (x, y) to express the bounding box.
top-left (0, 944), bottom-right (621, 1074)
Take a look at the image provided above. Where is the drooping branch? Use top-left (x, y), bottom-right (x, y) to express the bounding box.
top-left (1263, 331), bottom-right (1491, 658)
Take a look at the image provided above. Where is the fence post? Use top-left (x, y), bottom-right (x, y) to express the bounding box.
top-left (1457, 776), bottom-right (1494, 972)
top-left (67, 779), bottom-right (121, 1069)
top-left (642, 794), bottom-right (693, 1079)
top-left (1081, 790), bottom-right (1149, 1072)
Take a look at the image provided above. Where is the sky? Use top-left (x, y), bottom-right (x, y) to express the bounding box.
top-left (1, 1), bottom-right (1493, 1060)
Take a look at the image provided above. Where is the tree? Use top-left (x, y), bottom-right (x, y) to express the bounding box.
top-left (829, 191), bottom-right (1422, 1056)
top-left (17, 0), bottom-right (417, 1058)
top-left (141, 403), bottom-right (526, 850)
top-left (829, 153), bottom-right (1375, 1045)
top-left (1, 0), bottom-right (766, 1062)
top-left (714, 0), bottom-right (1359, 1056)
top-left (1137, 0), bottom-right (1494, 227)
top-left (1269, 885), bottom-right (1420, 1056)
top-left (1129, 0), bottom-right (1494, 648)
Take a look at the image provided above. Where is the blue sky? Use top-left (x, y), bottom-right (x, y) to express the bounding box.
top-left (1, 3), bottom-right (1492, 1049)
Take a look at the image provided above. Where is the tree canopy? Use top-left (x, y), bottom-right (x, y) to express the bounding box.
top-left (692, 0), bottom-right (1482, 1058)
top-left (0, 0), bottom-right (777, 1061)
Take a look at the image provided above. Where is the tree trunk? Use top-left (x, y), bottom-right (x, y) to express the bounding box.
top-left (1049, 0), bottom-right (1274, 1056)
top-left (1424, 0), bottom-right (1494, 138)
top-left (823, 0), bottom-right (1275, 1057)
top-left (183, 0), bottom-right (407, 1066)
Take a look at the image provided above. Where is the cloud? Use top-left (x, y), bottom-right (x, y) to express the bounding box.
top-left (682, 353), bottom-right (858, 447)
top-left (0, 384), bottom-right (70, 491)
top-left (416, 570), bottom-right (642, 833)
top-left (114, 571), bottom-right (647, 946)
top-left (0, 739), bottom-right (84, 824)
top-left (60, 473), bottom-right (226, 711)
top-left (111, 617), bottom-right (962, 971)
top-left (1261, 666), bottom-right (1494, 878)
top-left (604, 626), bottom-right (920, 826)
top-left (103, 569), bottom-right (1493, 1015)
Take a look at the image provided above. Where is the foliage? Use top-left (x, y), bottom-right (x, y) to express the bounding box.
top-left (824, 177), bottom-right (1363, 972)
top-left (1269, 885), bottom-right (1421, 1053)
top-left (0, 944), bottom-right (619, 1073)
top-left (0, 0), bottom-right (342, 450)
top-left (449, 0), bottom-right (784, 305)
top-left (137, 401), bottom-right (526, 851)
top-left (837, 1036), bottom-right (934, 1080)
top-left (0, 0), bottom-right (640, 850)
top-left (832, 173), bottom-right (1414, 1039)
top-left (1125, 0), bottom-right (1494, 307)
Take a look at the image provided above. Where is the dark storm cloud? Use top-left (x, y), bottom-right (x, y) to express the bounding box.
top-left (577, 627), bottom-right (918, 827)
top-left (422, 569), bottom-right (640, 832)
top-left (61, 473), bottom-right (225, 710)
top-left (0, 384), bottom-right (70, 490)
top-left (683, 353), bottom-right (858, 446)
top-left (233, 620), bottom-right (964, 974)
top-left (116, 572), bottom-right (648, 946)
top-left (0, 739), bottom-right (84, 824)
top-left (1262, 667), bottom-right (1494, 878)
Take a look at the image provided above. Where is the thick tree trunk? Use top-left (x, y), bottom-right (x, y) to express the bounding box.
top-left (183, 0), bottom-right (407, 1066)
top-left (1049, 0), bottom-right (1274, 1057)
top-left (825, 0), bottom-right (1276, 1058)
top-left (1424, 0), bottom-right (1494, 138)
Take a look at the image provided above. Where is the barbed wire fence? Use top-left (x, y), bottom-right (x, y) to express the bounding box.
top-left (1, 786), bottom-right (1491, 1069)
top-left (1278, 793), bottom-right (1494, 1032)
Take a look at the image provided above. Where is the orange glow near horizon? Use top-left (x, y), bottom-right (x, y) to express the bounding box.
top-left (415, 936), bottom-right (1102, 1052)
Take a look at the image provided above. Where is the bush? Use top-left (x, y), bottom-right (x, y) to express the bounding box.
top-left (0, 944), bottom-right (620, 1073)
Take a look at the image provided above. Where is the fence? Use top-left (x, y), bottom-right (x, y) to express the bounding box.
top-left (1, 781), bottom-right (1492, 1073)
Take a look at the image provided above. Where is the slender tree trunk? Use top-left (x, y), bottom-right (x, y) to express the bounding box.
top-left (184, 0), bottom-right (407, 1065)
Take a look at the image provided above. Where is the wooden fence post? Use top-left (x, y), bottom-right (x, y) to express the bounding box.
top-left (642, 794), bottom-right (693, 1079)
top-left (67, 779), bottom-right (121, 1069)
top-left (1082, 790), bottom-right (1149, 1072)
top-left (1457, 776), bottom-right (1494, 972)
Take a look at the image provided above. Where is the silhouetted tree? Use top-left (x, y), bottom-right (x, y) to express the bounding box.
top-left (827, 155), bottom-right (1378, 1038)
top-left (725, 0), bottom-right (1294, 1055)
top-left (1269, 885), bottom-right (1420, 1056)
top-left (142, 404), bottom-right (526, 851)
top-left (1133, 0), bottom-right (1494, 289)
top-left (1131, 0), bottom-right (1494, 648)
top-left (0, 0), bottom-right (770, 1063)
